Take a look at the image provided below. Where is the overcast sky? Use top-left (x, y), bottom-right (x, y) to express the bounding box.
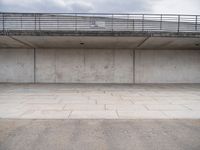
top-left (0, 0), bottom-right (200, 14)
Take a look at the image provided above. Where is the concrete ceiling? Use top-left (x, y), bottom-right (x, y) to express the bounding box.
top-left (0, 35), bottom-right (200, 50)
top-left (0, 36), bottom-right (30, 48)
top-left (138, 37), bottom-right (200, 50)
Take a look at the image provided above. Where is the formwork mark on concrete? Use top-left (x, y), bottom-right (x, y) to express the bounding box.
top-left (8, 36), bottom-right (35, 48)
top-left (136, 36), bottom-right (150, 49)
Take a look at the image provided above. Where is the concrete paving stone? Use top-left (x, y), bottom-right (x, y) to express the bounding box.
top-left (0, 99), bottom-right (25, 104)
top-left (163, 111), bottom-right (200, 119)
top-left (55, 90), bottom-right (79, 93)
top-left (169, 100), bottom-right (200, 105)
top-left (60, 99), bottom-right (96, 104)
top-left (69, 111), bottom-right (118, 119)
top-left (0, 97), bottom-right (24, 100)
top-left (1, 84), bottom-right (200, 119)
top-left (184, 104), bottom-right (200, 110)
top-left (96, 99), bottom-right (132, 105)
top-left (117, 111), bottom-right (168, 119)
top-left (0, 107), bottom-right (29, 118)
top-left (139, 92), bottom-right (162, 96)
top-left (132, 100), bottom-right (167, 104)
top-left (0, 111), bottom-right (26, 119)
top-left (58, 96), bottom-right (89, 101)
top-left (153, 97), bottom-right (186, 101)
top-left (24, 96), bottom-right (56, 100)
top-left (64, 104), bottom-right (105, 111)
top-left (24, 99), bottom-right (60, 104)
top-left (106, 104), bottom-right (147, 111)
top-left (21, 110), bottom-right (70, 119)
top-left (0, 97), bottom-right (25, 100)
top-left (0, 103), bottom-right (24, 110)
top-left (81, 91), bottom-right (107, 95)
top-left (56, 93), bottom-right (83, 96)
top-left (130, 96), bottom-right (156, 101)
top-left (88, 95), bottom-right (117, 100)
top-left (22, 104), bottom-right (65, 111)
top-left (183, 96), bottom-right (200, 100)
top-left (145, 104), bottom-right (190, 111)
top-left (111, 92), bottom-right (141, 97)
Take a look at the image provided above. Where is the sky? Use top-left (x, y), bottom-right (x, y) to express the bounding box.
top-left (0, 0), bottom-right (200, 15)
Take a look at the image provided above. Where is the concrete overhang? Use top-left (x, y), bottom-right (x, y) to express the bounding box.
top-left (0, 31), bottom-right (200, 50)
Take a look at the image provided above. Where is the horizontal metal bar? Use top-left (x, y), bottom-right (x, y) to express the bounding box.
top-left (0, 13), bottom-right (200, 33)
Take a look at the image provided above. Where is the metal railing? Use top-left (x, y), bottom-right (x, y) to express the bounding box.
top-left (0, 13), bottom-right (200, 33)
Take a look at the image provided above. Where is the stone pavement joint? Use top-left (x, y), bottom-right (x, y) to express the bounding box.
top-left (0, 84), bottom-right (200, 119)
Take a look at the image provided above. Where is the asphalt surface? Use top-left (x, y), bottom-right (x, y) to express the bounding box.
top-left (0, 119), bottom-right (200, 150)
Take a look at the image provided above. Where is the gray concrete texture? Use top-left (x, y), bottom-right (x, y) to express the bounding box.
top-left (0, 48), bottom-right (200, 83)
top-left (0, 49), bottom-right (34, 83)
top-left (36, 49), bottom-right (133, 83)
top-left (135, 50), bottom-right (200, 83)
top-left (0, 36), bottom-right (200, 50)
top-left (0, 119), bottom-right (200, 150)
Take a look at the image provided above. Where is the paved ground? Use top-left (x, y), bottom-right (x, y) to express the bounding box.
top-left (0, 84), bottom-right (200, 119)
top-left (0, 119), bottom-right (200, 150)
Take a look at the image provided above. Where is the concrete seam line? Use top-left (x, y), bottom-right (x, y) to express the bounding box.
top-left (136, 36), bottom-right (150, 49)
top-left (133, 49), bottom-right (135, 84)
top-left (8, 36), bottom-right (35, 49)
top-left (34, 48), bottom-right (36, 83)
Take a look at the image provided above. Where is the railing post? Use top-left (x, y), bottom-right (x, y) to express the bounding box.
top-left (127, 14), bottom-right (129, 31)
top-left (2, 13), bottom-right (5, 32)
top-left (39, 13), bottom-right (41, 31)
top-left (21, 14), bottom-right (22, 30)
top-left (75, 13), bottom-right (77, 31)
top-left (195, 15), bottom-right (198, 31)
top-left (160, 14), bottom-right (163, 31)
top-left (57, 15), bottom-right (59, 31)
top-left (177, 15), bottom-right (180, 33)
top-left (34, 13), bottom-right (37, 31)
top-left (142, 14), bottom-right (144, 31)
top-left (132, 15), bottom-right (135, 31)
top-left (111, 14), bottom-right (114, 32)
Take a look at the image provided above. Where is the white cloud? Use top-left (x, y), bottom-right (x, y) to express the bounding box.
top-left (0, 0), bottom-right (199, 14)
top-left (152, 0), bottom-right (200, 14)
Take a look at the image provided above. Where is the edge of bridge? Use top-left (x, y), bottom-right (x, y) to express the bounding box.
top-left (1, 31), bottom-right (200, 38)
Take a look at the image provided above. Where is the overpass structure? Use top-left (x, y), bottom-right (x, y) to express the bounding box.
top-left (0, 13), bottom-right (200, 83)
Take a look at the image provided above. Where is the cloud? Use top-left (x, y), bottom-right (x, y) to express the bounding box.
top-left (0, 0), bottom-right (94, 12)
top-left (151, 0), bottom-right (200, 14)
top-left (0, 0), bottom-right (151, 13)
top-left (0, 0), bottom-right (199, 14)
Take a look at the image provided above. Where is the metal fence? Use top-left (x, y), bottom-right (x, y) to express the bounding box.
top-left (0, 13), bottom-right (200, 32)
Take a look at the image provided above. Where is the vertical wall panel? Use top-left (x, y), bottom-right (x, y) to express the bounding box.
top-left (135, 50), bottom-right (200, 83)
top-left (35, 49), bottom-right (134, 83)
top-left (0, 49), bottom-right (34, 83)
top-left (36, 49), bottom-right (56, 82)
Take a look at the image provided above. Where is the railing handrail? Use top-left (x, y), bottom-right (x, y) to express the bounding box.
top-left (0, 12), bottom-right (200, 16)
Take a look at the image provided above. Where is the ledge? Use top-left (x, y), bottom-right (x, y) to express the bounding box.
top-left (1, 30), bottom-right (200, 38)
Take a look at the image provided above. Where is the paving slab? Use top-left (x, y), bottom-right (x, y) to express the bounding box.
top-left (117, 111), bottom-right (168, 119)
top-left (0, 84), bottom-right (200, 119)
top-left (70, 111), bottom-right (118, 119)
top-left (64, 104), bottom-right (105, 111)
top-left (20, 110), bottom-right (70, 119)
top-left (145, 104), bottom-right (190, 111)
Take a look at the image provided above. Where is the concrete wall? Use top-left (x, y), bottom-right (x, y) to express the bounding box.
top-left (0, 48), bottom-right (200, 83)
top-left (135, 50), bottom-right (200, 83)
top-left (0, 49), bottom-right (34, 83)
top-left (36, 49), bottom-right (134, 83)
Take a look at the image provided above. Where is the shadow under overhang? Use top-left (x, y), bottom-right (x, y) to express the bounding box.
top-left (0, 31), bottom-right (200, 50)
